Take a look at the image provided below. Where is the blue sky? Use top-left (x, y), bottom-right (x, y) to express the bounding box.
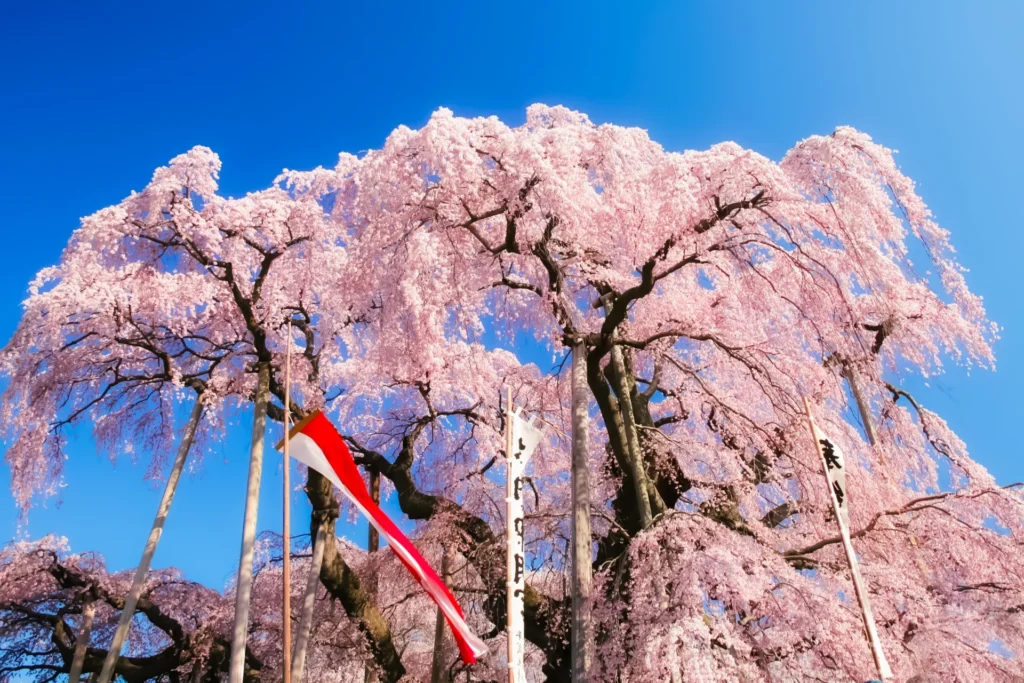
top-left (1, 1), bottom-right (1022, 590)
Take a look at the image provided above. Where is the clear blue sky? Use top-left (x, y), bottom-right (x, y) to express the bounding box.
top-left (1, 1), bottom-right (1022, 590)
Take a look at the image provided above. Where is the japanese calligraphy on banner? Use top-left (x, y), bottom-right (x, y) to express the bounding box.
top-left (506, 403), bottom-right (543, 683)
top-left (807, 412), bottom-right (850, 531)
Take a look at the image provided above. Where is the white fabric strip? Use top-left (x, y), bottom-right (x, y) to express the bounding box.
top-left (506, 408), bottom-right (543, 681)
top-left (808, 417), bottom-right (850, 530)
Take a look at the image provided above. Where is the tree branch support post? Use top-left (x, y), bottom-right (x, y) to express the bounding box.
top-left (842, 360), bottom-right (890, 470)
top-left (570, 343), bottom-right (593, 683)
top-left (229, 363), bottom-right (271, 683)
top-left (68, 596), bottom-right (96, 683)
top-left (291, 524), bottom-right (327, 683)
top-left (843, 361), bottom-right (877, 446)
top-left (429, 550), bottom-right (453, 683)
top-left (368, 472), bottom-right (380, 552)
top-left (364, 470), bottom-right (381, 683)
top-left (96, 396), bottom-right (205, 683)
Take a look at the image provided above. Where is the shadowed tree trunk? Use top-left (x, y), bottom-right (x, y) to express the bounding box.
top-left (608, 343), bottom-right (654, 527)
top-left (16, 549), bottom-right (262, 682)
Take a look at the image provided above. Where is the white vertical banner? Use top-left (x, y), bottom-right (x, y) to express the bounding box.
top-left (812, 413), bottom-right (850, 531)
top-left (803, 398), bottom-right (892, 681)
top-left (506, 397), bottom-right (543, 683)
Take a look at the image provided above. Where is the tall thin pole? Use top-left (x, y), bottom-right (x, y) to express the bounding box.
top-left (845, 366), bottom-right (877, 447)
top-left (570, 343), bottom-right (593, 683)
top-left (368, 472), bottom-right (380, 552)
top-left (96, 397), bottom-right (205, 683)
top-left (842, 361), bottom-right (891, 472)
top-left (292, 525), bottom-right (326, 683)
top-left (852, 364), bottom-right (932, 580)
top-left (365, 471), bottom-right (380, 683)
top-left (68, 597), bottom-right (96, 683)
top-left (429, 550), bottom-right (453, 683)
top-left (846, 363), bottom-right (925, 581)
top-left (229, 363), bottom-right (271, 683)
top-left (505, 386), bottom-right (515, 683)
top-left (283, 323), bottom-right (293, 683)
top-left (803, 397), bottom-right (892, 681)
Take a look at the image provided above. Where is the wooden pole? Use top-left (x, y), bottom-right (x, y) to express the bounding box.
top-left (570, 343), bottom-right (593, 683)
top-left (845, 363), bottom-right (926, 583)
top-left (291, 525), bottom-right (327, 683)
top-left (505, 386), bottom-right (515, 683)
top-left (803, 397), bottom-right (892, 680)
top-left (283, 323), bottom-right (293, 683)
top-left (842, 361), bottom-right (878, 447)
top-left (96, 397), bottom-right (205, 683)
top-left (229, 363), bottom-right (271, 683)
top-left (368, 472), bottom-right (380, 552)
top-left (429, 550), bottom-right (453, 683)
top-left (364, 471), bottom-right (381, 683)
top-left (842, 361), bottom-right (892, 475)
top-left (68, 597), bottom-right (96, 683)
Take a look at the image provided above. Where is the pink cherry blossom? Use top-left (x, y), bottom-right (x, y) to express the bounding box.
top-left (3, 106), bottom-right (1020, 682)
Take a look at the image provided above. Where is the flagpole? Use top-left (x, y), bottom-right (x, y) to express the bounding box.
top-left (283, 322), bottom-right (293, 683)
top-left (802, 397), bottom-right (892, 681)
top-left (505, 386), bottom-right (515, 683)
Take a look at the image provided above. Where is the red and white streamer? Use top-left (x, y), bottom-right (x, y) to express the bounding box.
top-left (284, 410), bottom-right (489, 664)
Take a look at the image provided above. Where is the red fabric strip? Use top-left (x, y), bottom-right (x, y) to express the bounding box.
top-left (299, 412), bottom-right (483, 664)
